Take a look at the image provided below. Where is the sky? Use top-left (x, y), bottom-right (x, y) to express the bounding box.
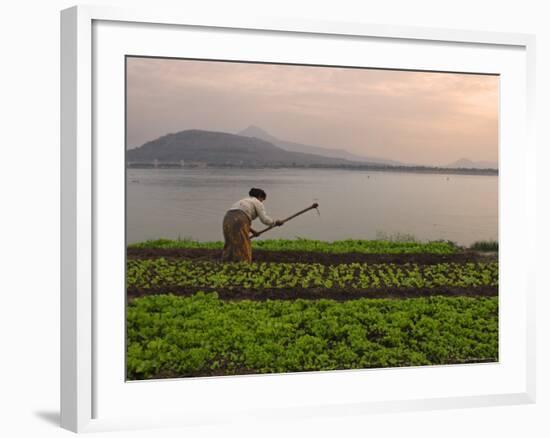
top-left (126, 57), bottom-right (499, 166)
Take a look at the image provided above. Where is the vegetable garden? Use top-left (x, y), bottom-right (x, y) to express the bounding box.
top-left (126, 238), bottom-right (498, 380)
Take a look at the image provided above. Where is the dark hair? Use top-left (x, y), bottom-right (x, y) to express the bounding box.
top-left (249, 188), bottom-right (267, 199)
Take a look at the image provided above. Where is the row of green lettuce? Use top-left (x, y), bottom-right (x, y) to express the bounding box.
top-left (127, 259), bottom-right (498, 291)
top-left (127, 293), bottom-right (498, 380)
top-left (128, 238), bottom-right (461, 254)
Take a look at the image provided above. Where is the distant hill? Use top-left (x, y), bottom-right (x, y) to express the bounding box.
top-left (238, 125), bottom-right (403, 166)
top-left (126, 129), bottom-right (363, 167)
top-left (445, 158), bottom-right (498, 170)
top-left (126, 129), bottom-right (498, 175)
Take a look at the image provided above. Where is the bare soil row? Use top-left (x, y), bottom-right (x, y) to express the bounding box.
top-left (127, 247), bottom-right (497, 265)
top-left (127, 285), bottom-right (498, 301)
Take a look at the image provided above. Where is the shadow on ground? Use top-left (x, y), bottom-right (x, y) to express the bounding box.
top-left (34, 410), bottom-right (59, 427)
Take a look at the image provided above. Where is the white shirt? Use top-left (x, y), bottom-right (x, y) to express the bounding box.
top-left (229, 196), bottom-right (275, 226)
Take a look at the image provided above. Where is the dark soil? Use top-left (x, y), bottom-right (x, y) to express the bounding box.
top-left (127, 285), bottom-right (498, 301)
top-left (127, 247), bottom-right (497, 265)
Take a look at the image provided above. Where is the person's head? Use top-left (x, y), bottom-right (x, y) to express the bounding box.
top-left (249, 188), bottom-right (267, 202)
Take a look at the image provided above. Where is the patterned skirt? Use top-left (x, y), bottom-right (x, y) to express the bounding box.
top-left (221, 209), bottom-right (252, 263)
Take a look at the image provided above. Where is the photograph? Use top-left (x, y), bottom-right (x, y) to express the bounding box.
top-left (125, 56), bottom-right (499, 380)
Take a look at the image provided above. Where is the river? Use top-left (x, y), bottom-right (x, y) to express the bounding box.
top-left (126, 167), bottom-right (497, 246)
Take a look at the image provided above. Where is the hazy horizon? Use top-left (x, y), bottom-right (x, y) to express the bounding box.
top-left (126, 57), bottom-right (499, 167)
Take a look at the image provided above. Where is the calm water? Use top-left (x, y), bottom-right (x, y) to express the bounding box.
top-left (126, 168), bottom-right (498, 246)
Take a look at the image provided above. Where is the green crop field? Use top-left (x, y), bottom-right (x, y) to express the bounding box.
top-left (126, 238), bottom-right (498, 380)
top-left (127, 293), bottom-right (498, 379)
top-left (127, 259), bottom-right (498, 291)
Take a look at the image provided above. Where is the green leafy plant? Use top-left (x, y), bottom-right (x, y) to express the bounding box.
top-left (127, 259), bottom-right (498, 291)
top-left (470, 240), bottom-right (498, 252)
top-left (126, 293), bottom-right (498, 380)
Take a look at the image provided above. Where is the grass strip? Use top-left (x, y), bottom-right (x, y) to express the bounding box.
top-left (128, 238), bottom-right (458, 254)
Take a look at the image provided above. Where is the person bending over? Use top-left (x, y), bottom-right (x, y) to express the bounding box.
top-left (221, 188), bottom-right (283, 262)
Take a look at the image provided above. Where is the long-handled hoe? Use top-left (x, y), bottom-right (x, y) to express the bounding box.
top-left (251, 202), bottom-right (320, 238)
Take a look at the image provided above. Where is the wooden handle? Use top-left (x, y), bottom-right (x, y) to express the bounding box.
top-left (252, 203), bottom-right (320, 238)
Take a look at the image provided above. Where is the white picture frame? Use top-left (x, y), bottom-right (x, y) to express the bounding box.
top-left (60, 4), bottom-right (536, 433)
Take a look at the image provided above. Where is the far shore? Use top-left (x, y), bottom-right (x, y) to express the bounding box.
top-left (126, 163), bottom-right (498, 176)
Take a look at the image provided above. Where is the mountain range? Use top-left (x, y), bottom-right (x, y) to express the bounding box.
top-left (126, 127), bottom-right (497, 171)
top-left (237, 125), bottom-right (403, 166)
top-left (444, 158), bottom-right (498, 170)
top-left (126, 129), bottom-right (364, 167)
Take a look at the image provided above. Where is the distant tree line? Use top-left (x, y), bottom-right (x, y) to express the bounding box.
top-left (126, 161), bottom-right (497, 176)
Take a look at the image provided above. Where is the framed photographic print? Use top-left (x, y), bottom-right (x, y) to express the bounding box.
top-left (61, 5), bottom-right (536, 433)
